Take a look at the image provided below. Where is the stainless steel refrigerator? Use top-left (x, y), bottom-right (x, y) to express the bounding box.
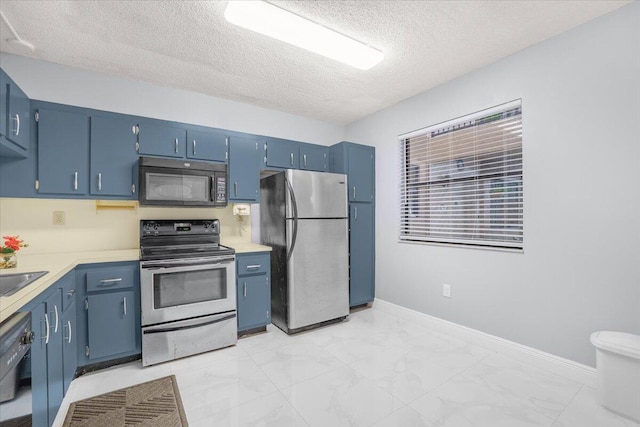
top-left (260, 169), bottom-right (349, 334)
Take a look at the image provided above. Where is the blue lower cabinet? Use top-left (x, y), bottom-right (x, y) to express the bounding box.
top-left (29, 303), bottom-right (48, 427)
top-left (236, 252), bottom-right (271, 333)
top-left (27, 285), bottom-right (64, 427)
top-left (86, 291), bottom-right (136, 359)
top-left (76, 262), bottom-right (141, 366)
top-left (62, 300), bottom-right (77, 395)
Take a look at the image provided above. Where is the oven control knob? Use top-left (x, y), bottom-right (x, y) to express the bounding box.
top-left (153, 224), bottom-right (159, 231)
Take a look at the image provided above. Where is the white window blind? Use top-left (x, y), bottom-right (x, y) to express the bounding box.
top-left (399, 100), bottom-right (523, 249)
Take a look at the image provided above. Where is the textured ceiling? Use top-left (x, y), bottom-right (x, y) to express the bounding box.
top-left (0, 1), bottom-right (631, 125)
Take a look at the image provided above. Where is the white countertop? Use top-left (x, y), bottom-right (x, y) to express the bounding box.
top-left (222, 238), bottom-right (272, 254)
top-left (0, 240), bottom-right (271, 323)
top-left (0, 249), bottom-right (140, 323)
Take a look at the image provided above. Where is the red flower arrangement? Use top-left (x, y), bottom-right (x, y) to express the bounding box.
top-left (2, 235), bottom-right (28, 254)
top-left (1, 235), bottom-right (27, 268)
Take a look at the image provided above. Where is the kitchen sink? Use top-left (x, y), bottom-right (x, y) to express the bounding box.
top-left (0, 271), bottom-right (48, 297)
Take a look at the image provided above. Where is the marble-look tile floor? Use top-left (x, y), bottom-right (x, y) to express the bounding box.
top-left (53, 307), bottom-right (639, 427)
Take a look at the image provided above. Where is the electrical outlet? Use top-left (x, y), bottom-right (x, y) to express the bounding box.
top-left (53, 211), bottom-right (65, 225)
top-left (443, 283), bottom-right (451, 298)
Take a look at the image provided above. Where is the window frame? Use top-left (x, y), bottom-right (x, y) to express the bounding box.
top-left (399, 100), bottom-right (524, 251)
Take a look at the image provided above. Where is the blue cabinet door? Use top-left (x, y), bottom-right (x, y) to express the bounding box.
top-left (349, 203), bottom-right (375, 306)
top-left (299, 143), bottom-right (328, 172)
top-left (264, 137), bottom-right (299, 169)
top-left (347, 144), bottom-right (375, 202)
top-left (30, 303), bottom-right (49, 427)
top-left (137, 118), bottom-right (186, 158)
top-left (37, 107), bottom-right (89, 195)
top-left (90, 115), bottom-right (138, 197)
top-left (87, 290), bottom-right (136, 360)
top-left (44, 290), bottom-right (64, 426)
top-left (62, 300), bottom-right (77, 395)
top-left (237, 274), bottom-right (270, 331)
top-left (186, 129), bottom-right (227, 163)
top-left (229, 136), bottom-right (259, 202)
top-left (6, 77), bottom-right (30, 150)
top-left (0, 69), bottom-right (30, 157)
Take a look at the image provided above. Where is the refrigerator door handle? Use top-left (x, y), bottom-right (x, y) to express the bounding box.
top-left (285, 175), bottom-right (299, 262)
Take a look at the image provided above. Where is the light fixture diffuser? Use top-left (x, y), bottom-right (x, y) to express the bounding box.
top-left (224, 1), bottom-right (383, 70)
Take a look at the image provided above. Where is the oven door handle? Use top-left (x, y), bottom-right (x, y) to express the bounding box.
top-left (141, 257), bottom-right (234, 269)
top-left (143, 313), bottom-right (236, 334)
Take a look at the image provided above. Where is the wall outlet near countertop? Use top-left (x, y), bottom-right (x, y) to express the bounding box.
top-left (443, 283), bottom-right (451, 298)
top-left (53, 210), bottom-right (65, 225)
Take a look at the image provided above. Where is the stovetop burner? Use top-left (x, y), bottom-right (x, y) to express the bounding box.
top-left (139, 219), bottom-right (234, 261)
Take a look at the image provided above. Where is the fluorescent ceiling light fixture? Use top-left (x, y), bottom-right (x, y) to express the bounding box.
top-left (224, 1), bottom-right (384, 70)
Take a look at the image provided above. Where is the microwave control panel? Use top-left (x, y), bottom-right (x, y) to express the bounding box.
top-left (215, 176), bottom-right (227, 203)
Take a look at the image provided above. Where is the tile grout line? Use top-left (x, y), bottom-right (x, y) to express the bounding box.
top-left (549, 384), bottom-right (584, 426)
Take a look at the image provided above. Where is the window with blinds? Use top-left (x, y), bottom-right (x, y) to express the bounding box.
top-left (399, 100), bottom-right (523, 249)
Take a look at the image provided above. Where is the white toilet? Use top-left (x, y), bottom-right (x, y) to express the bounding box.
top-left (590, 331), bottom-right (640, 422)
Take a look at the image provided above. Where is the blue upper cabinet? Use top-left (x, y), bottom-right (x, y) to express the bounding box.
top-left (90, 115), bottom-right (138, 198)
top-left (136, 118), bottom-right (186, 158)
top-left (186, 128), bottom-right (228, 163)
top-left (299, 143), bottom-right (328, 172)
top-left (36, 105), bottom-right (90, 195)
top-left (0, 68), bottom-right (30, 158)
top-left (330, 141), bottom-right (375, 203)
top-left (229, 135), bottom-right (260, 202)
top-left (264, 137), bottom-right (299, 169)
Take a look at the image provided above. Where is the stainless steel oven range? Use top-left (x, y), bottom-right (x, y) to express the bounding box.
top-left (139, 219), bottom-right (236, 367)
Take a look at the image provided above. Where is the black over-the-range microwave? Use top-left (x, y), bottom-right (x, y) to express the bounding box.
top-left (138, 156), bottom-right (228, 207)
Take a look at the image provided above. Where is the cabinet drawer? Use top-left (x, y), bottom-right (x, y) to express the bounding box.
top-left (86, 268), bottom-right (135, 292)
top-left (237, 254), bottom-right (269, 276)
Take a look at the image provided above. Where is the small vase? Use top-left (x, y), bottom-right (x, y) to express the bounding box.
top-left (0, 252), bottom-right (17, 269)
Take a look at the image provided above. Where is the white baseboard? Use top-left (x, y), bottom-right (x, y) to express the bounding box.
top-left (373, 298), bottom-right (596, 388)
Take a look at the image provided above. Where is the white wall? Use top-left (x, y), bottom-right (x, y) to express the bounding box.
top-left (0, 53), bottom-right (344, 145)
top-left (346, 2), bottom-right (640, 366)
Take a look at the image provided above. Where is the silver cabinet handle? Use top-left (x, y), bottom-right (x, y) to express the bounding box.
top-left (43, 313), bottom-right (50, 344)
top-left (355, 206), bottom-right (358, 220)
top-left (290, 152), bottom-right (294, 165)
top-left (64, 320), bottom-right (72, 344)
top-left (67, 289), bottom-right (76, 296)
top-left (303, 154), bottom-right (307, 167)
top-left (352, 186), bottom-right (356, 199)
top-left (123, 297), bottom-right (127, 316)
top-left (174, 138), bottom-right (179, 153)
top-left (13, 113), bottom-right (20, 136)
top-left (74, 172), bottom-right (78, 191)
top-left (246, 264), bottom-right (261, 269)
top-left (98, 173), bottom-right (102, 191)
top-left (192, 139), bottom-right (197, 155)
top-left (54, 305), bottom-right (59, 333)
top-left (243, 281), bottom-right (247, 297)
top-left (234, 181), bottom-right (238, 196)
top-left (98, 278), bottom-right (122, 287)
